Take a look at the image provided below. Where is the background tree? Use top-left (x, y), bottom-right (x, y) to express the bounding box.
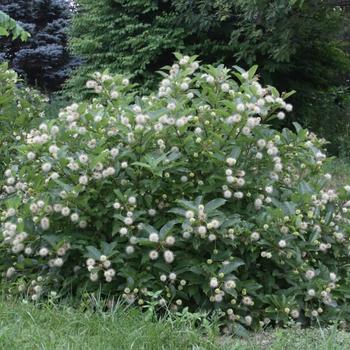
top-left (68, 0), bottom-right (350, 155)
top-left (0, 0), bottom-right (77, 93)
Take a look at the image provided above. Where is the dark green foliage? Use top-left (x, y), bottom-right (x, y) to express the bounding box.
top-left (68, 0), bottom-right (350, 154)
top-left (0, 0), bottom-right (78, 93)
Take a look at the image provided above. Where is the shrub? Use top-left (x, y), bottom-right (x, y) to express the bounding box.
top-left (1, 55), bottom-right (350, 331)
top-left (0, 62), bottom-right (46, 177)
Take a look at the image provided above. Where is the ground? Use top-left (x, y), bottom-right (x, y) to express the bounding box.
top-left (0, 300), bottom-right (349, 350)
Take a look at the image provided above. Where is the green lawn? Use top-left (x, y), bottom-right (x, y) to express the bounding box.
top-left (0, 301), bottom-right (349, 350)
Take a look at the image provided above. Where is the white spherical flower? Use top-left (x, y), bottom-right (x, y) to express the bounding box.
top-left (61, 207), bottom-right (70, 216)
top-left (111, 90), bottom-right (119, 99)
top-left (54, 258), bottom-right (63, 267)
top-left (24, 247), bottom-right (33, 255)
top-left (237, 103), bottom-right (245, 112)
top-left (180, 82), bottom-right (189, 91)
top-left (305, 269), bottom-right (315, 280)
top-left (164, 250), bottom-right (175, 263)
top-left (148, 209), bottom-right (156, 216)
top-left (149, 232), bottom-right (159, 242)
top-left (265, 186), bottom-right (273, 194)
top-left (285, 103), bottom-right (293, 112)
top-left (86, 258), bottom-right (95, 266)
top-left (125, 245), bottom-right (135, 254)
top-left (149, 250), bottom-right (159, 260)
top-left (224, 280), bottom-right (236, 290)
top-left (210, 277), bottom-right (218, 288)
top-left (160, 274), bottom-right (167, 282)
top-left (245, 315), bottom-right (252, 326)
top-left (128, 196), bottom-right (136, 205)
top-left (169, 272), bottom-right (177, 281)
top-left (40, 217), bottom-right (50, 230)
top-left (113, 202), bottom-right (121, 209)
top-left (124, 217), bottom-right (133, 225)
top-left (90, 272), bottom-right (98, 282)
top-left (79, 175), bottom-right (88, 185)
top-left (197, 226), bottom-right (207, 235)
top-left (277, 111), bottom-right (285, 120)
top-left (208, 234), bottom-right (216, 241)
top-left (250, 232), bottom-right (260, 241)
top-left (206, 75), bottom-right (215, 84)
top-left (329, 272), bottom-right (337, 282)
top-left (278, 240), bottom-right (286, 248)
top-left (6, 267), bottom-right (15, 278)
top-left (224, 190), bottom-right (232, 199)
top-left (27, 151), bottom-right (36, 160)
top-left (110, 148), bottom-right (119, 158)
top-left (99, 255), bottom-right (107, 262)
top-left (221, 83), bottom-right (230, 92)
top-left (291, 309), bottom-right (300, 319)
top-left (234, 191), bottom-right (243, 199)
top-left (226, 157), bottom-right (236, 166)
top-left (121, 161), bottom-right (128, 169)
top-left (165, 236), bottom-right (175, 246)
top-left (39, 247), bottom-right (49, 257)
top-left (185, 210), bottom-right (194, 219)
top-left (167, 102), bottom-right (176, 110)
top-left (119, 227), bottom-right (128, 236)
top-left (79, 154), bottom-right (88, 164)
top-left (70, 213), bottom-right (79, 222)
top-left (41, 162), bottom-right (52, 172)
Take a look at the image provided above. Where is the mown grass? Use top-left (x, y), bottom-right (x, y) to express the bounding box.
top-left (0, 300), bottom-right (349, 350)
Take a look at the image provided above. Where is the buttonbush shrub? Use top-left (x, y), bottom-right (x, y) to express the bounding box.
top-left (1, 55), bottom-right (350, 331)
top-left (0, 63), bottom-right (45, 178)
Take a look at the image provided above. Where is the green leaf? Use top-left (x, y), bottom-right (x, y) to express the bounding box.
top-left (204, 198), bottom-right (226, 212)
top-left (159, 220), bottom-right (179, 239)
top-left (86, 246), bottom-right (101, 260)
top-left (219, 259), bottom-right (245, 274)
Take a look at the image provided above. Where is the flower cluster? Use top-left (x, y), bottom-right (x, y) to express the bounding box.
top-left (1, 55), bottom-right (350, 330)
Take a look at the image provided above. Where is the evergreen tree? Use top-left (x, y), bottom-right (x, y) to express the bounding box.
top-left (0, 0), bottom-right (77, 93)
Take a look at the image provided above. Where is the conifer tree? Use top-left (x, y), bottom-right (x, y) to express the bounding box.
top-left (0, 0), bottom-right (77, 93)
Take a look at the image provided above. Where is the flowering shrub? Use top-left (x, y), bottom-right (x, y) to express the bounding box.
top-left (1, 54), bottom-right (350, 330)
top-left (0, 63), bottom-right (45, 178)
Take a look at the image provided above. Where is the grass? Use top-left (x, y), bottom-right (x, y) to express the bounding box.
top-left (0, 300), bottom-right (349, 350)
top-left (326, 158), bottom-right (350, 187)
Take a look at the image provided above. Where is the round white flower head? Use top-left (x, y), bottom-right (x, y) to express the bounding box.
top-left (27, 151), bottom-right (36, 160)
top-left (99, 255), bottom-right (107, 262)
top-left (250, 232), bottom-right (260, 241)
top-left (226, 157), bottom-right (236, 166)
top-left (128, 196), bottom-right (136, 205)
top-left (305, 269), bottom-right (315, 280)
top-left (329, 272), bottom-right (337, 282)
top-left (278, 240), bottom-right (287, 248)
top-left (149, 232), bottom-right (159, 243)
top-left (210, 277), bottom-right (218, 288)
top-left (165, 236), bottom-right (175, 246)
top-left (41, 162), bottom-right (52, 172)
top-left (39, 247), bottom-right (49, 257)
top-left (40, 217), bottom-right (50, 230)
top-left (168, 272), bottom-right (177, 281)
top-left (125, 245), bottom-right (135, 254)
top-left (164, 250), bottom-right (175, 263)
top-left (149, 250), bottom-right (159, 260)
